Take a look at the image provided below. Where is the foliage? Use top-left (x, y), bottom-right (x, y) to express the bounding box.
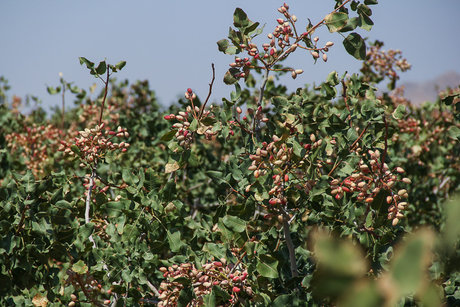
top-left (1, 1), bottom-right (459, 306)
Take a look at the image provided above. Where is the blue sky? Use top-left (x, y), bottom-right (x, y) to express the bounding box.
top-left (1, 0), bottom-right (459, 110)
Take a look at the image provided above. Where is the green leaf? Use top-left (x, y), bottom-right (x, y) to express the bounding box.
top-left (201, 117), bottom-right (216, 126)
top-left (203, 243), bottom-right (227, 259)
top-left (339, 281), bottom-right (384, 307)
top-left (79, 223), bottom-right (94, 239)
top-left (339, 17), bottom-right (360, 32)
top-left (115, 60), bottom-right (126, 71)
top-left (448, 126), bottom-right (460, 139)
top-left (272, 294), bottom-right (293, 306)
top-left (443, 194), bottom-right (460, 251)
top-left (325, 12), bottom-right (348, 33)
top-left (417, 284), bottom-right (443, 307)
top-left (312, 231), bottom-right (367, 277)
top-left (217, 39), bottom-right (229, 53)
top-left (167, 230), bottom-right (185, 252)
top-left (359, 13), bottom-right (374, 31)
top-left (364, 0), bottom-right (378, 4)
top-left (326, 71), bottom-right (339, 85)
top-left (358, 4), bottom-right (372, 17)
top-left (225, 46), bottom-right (238, 55)
top-left (46, 86), bottom-right (60, 95)
top-left (72, 260), bottom-right (88, 274)
top-left (256, 254), bottom-right (279, 278)
top-left (202, 292), bottom-right (216, 307)
top-left (343, 33), bottom-right (366, 60)
top-left (103, 201), bottom-right (125, 217)
top-left (223, 68), bottom-right (240, 85)
top-left (392, 104), bottom-right (407, 120)
top-left (211, 285), bottom-right (231, 302)
top-left (272, 96), bottom-right (289, 108)
top-left (390, 229), bottom-right (434, 297)
top-left (233, 8), bottom-right (250, 29)
top-left (244, 21), bottom-right (261, 35)
top-left (95, 61), bottom-right (107, 75)
top-left (70, 144), bottom-right (81, 155)
top-left (161, 129), bottom-right (177, 142)
top-left (222, 215), bottom-right (246, 233)
top-left (79, 57), bottom-right (94, 69)
top-left (177, 287), bottom-right (193, 306)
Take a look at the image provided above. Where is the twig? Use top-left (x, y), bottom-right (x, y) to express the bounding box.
top-left (253, 66), bottom-right (270, 142)
top-left (380, 116), bottom-right (388, 173)
top-left (61, 83), bottom-right (66, 129)
top-left (341, 79), bottom-right (352, 127)
top-left (280, 207), bottom-right (298, 278)
top-left (15, 199), bottom-right (30, 235)
top-left (75, 273), bottom-right (104, 307)
top-left (327, 157), bottom-right (342, 177)
top-left (85, 168), bottom-right (97, 248)
top-left (98, 66), bottom-right (110, 125)
top-left (349, 123), bottom-right (370, 151)
top-left (146, 280), bottom-right (161, 297)
top-left (229, 250), bottom-right (248, 275)
top-left (96, 175), bottom-right (126, 190)
top-left (199, 63), bottom-right (216, 118)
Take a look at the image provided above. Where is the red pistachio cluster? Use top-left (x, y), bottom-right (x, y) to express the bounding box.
top-left (398, 117), bottom-right (421, 135)
top-left (229, 57), bottom-right (252, 79)
top-left (164, 108), bottom-right (193, 149)
top-left (158, 261), bottom-right (251, 306)
top-left (229, 105), bottom-right (269, 136)
top-left (244, 133), bottom-right (324, 216)
top-left (59, 123), bottom-right (129, 167)
top-left (362, 41), bottom-right (411, 84)
top-left (5, 123), bottom-right (65, 176)
top-left (66, 269), bottom-right (109, 306)
top-left (228, 3), bottom-right (333, 81)
top-left (75, 99), bottom-right (120, 128)
top-left (329, 149), bottom-right (411, 226)
top-left (164, 88), bottom-right (216, 149)
top-left (247, 136), bottom-right (293, 179)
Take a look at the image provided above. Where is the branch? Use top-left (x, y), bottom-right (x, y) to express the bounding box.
top-left (349, 123), bottom-right (370, 151)
top-left (61, 83), bottom-right (66, 129)
top-left (199, 63), bottom-right (215, 118)
top-left (380, 116), bottom-right (388, 173)
top-left (272, 0), bottom-right (352, 66)
top-left (75, 273), bottom-right (104, 307)
top-left (253, 66), bottom-right (270, 142)
top-left (85, 168), bottom-right (97, 248)
top-left (98, 66), bottom-right (110, 125)
top-left (341, 79), bottom-right (352, 127)
top-left (146, 280), bottom-right (161, 297)
top-left (280, 207), bottom-right (298, 278)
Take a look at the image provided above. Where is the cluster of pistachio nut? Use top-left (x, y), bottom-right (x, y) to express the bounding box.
top-left (66, 270), bottom-right (111, 306)
top-left (398, 116), bottom-right (421, 134)
top-left (330, 149), bottom-right (411, 226)
top-left (59, 123), bottom-right (129, 167)
top-left (5, 123), bottom-right (64, 176)
top-left (365, 42), bottom-right (411, 82)
top-left (158, 260), bottom-right (251, 306)
top-left (164, 88), bottom-right (216, 149)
